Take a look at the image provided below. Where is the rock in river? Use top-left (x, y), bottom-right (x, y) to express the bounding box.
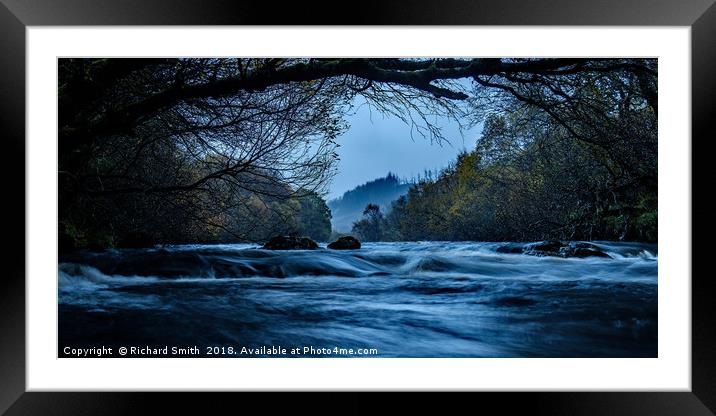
top-left (498, 241), bottom-right (611, 259)
top-left (263, 235), bottom-right (318, 250)
top-left (327, 236), bottom-right (361, 250)
top-left (562, 243), bottom-right (612, 258)
top-left (495, 243), bottom-right (524, 254)
top-left (524, 240), bottom-right (566, 257)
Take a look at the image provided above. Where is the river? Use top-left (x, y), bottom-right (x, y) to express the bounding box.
top-left (58, 241), bottom-right (657, 357)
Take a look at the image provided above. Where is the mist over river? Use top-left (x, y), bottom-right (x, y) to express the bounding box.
top-left (58, 241), bottom-right (657, 357)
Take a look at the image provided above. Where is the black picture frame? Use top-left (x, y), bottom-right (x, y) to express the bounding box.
top-left (1, 0), bottom-right (712, 414)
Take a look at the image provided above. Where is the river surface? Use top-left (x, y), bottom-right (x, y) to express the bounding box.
top-left (58, 241), bottom-right (657, 357)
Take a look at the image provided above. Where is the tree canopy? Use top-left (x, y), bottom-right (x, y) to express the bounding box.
top-left (58, 58), bottom-right (657, 248)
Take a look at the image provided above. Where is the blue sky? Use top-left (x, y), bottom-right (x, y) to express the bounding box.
top-left (327, 102), bottom-right (482, 200)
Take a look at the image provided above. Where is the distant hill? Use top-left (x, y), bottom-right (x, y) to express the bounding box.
top-left (328, 173), bottom-right (411, 232)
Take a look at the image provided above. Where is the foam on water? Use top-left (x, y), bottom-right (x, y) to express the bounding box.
top-left (58, 241), bottom-right (657, 357)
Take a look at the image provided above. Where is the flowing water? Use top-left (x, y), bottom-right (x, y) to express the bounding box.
top-left (58, 241), bottom-right (657, 357)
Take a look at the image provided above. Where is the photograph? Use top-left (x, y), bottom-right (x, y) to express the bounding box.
top-left (57, 57), bottom-right (658, 358)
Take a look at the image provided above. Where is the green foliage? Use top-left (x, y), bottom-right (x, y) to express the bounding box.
top-left (60, 180), bottom-right (334, 249)
top-left (352, 204), bottom-right (387, 241)
top-left (384, 91), bottom-right (657, 243)
top-left (294, 191), bottom-right (333, 242)
top-left (635, 211), bottom-right (658, 242)
top-left (59, 221), bottom-right (116, 252)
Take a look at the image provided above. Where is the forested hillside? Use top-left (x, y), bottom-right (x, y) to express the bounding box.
top-left (328, 173), bottom-right (410, 232)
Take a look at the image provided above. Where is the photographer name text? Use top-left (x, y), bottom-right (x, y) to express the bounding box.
top-left (62, 345), bottom-right (378, 357)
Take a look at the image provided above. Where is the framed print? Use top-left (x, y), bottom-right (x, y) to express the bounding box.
top-left (1, 0), bottom-right (714, 414)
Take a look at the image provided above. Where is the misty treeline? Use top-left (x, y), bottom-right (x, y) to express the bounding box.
top-left (58, 58), bottom-right (656, 249)
top-left (328, 173), bottom-right (411, 233)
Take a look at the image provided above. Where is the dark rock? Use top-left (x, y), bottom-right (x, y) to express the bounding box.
top-left (532, 240), bottom-right (566, 252)
top-left (573, 242), bottom-right (598, 249)
top-left (562, 244), bottom-right (612, 259)
top-left (327, 236), bottom-right (361, 250)
top-left (263, 235), bottom-right (318, 250)
top-left (117, 231), bottom-right (156, 249)
top-left (498, 240), bottom-right (612, 259)
top-left (496, 244), bottom-right (524, 254)
top-left (524, 240), bottom-right (566, 257)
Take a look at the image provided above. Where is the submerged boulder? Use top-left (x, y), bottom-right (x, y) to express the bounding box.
top-left (524, 240), bottom-right (566, 257)
top-left (561, 242), bottom-right (612, 258)
top-left (496, 244), bottom-right (524, 254)
top-left (569, 247), bottom-right (612, 258)
top-left (327, 236), bottom-right (361, 250)
top-left (262, 235), bottom-right (318, 250)
top-left (499, 241), bottom-right (611, 259)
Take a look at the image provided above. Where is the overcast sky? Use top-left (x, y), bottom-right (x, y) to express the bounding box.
top-left (327, 102), bottom-right (482, 200)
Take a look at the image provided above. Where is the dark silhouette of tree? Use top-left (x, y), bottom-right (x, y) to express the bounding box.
top-left (352, 204), bottom-right (385, 241)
